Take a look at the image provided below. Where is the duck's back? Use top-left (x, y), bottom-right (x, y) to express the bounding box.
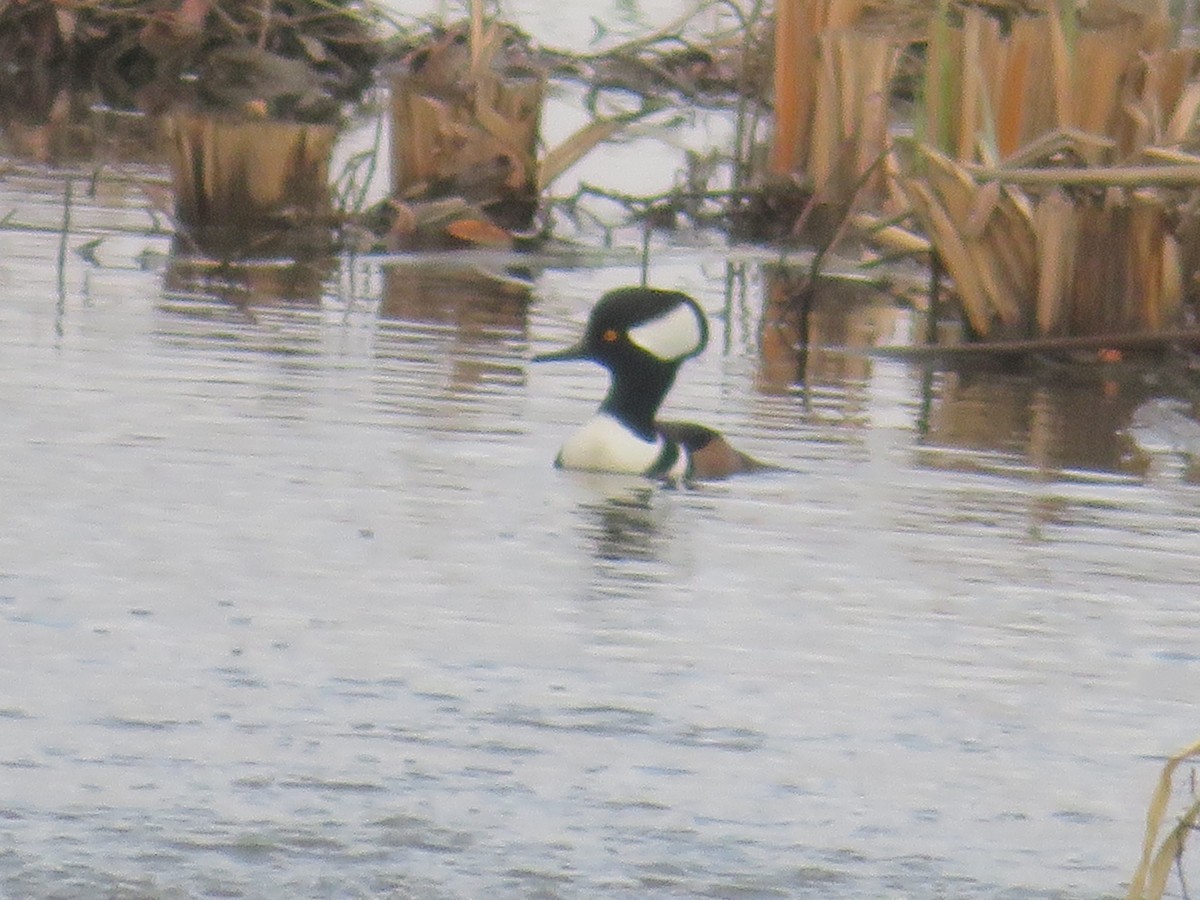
top-left (658, 420), bottom-right (771, 479)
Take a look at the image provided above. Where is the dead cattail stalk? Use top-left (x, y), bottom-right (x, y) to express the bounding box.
top-left (769, 0), bottom-right (887, 192)
top-left (906, 143), bottom-right (1189, 339)
top-left (1127, 738), bottom-right (1200, 900)
top-left (923, 6), bottom-right (1170, 167)
top-left (975, 163), bottom-right (1200, 187)
top-left (389, 22), bottom-right (545, 242)
top-left (166, 114), bottom-right (336, 257)
top-left (1031, 189), bottom-right (1076, 334)
top-left (769, 0), bottom-right (807, 176)
top-left (1120, 46), bottom-right (1200, 155)
top-left (767, 0), bottom-right (899, 239)
top-left (1055, 191), bottom-right (1183, 336)
top-left (901, 146), bottom-right (1037, 337)
top-left (1073, 23), bottom-right (1141, 136)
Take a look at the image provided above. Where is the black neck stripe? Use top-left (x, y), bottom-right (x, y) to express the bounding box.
top-left (645, 439), bottom-right (681, 478)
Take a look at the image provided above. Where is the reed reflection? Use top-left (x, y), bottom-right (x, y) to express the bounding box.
top-left (919, 366), bottom-right (1153, 478)
top-left (754, 264), bottom-right (1158, 479)
top-left (162, 257), bottom-right (330, 314)
top-left (154, 258), bottom-right (334, 421)
top-left (0, 86), bottom-right (164, 164)
top-left (757, 265), bottom-right (909, 393)
top-left (376, 262), bottom-right (530, 397)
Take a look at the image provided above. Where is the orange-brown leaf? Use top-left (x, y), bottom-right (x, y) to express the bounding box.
top-left (445, 217), bottom-right (513, 247)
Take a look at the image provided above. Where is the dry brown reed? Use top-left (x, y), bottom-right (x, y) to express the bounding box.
top-left (901, 144), bottom-right (1189, 338)
top-left (166, 114), bottom-right (336, 257)
top-left (389, 20), bottom-right (545, 241)
top-left (902, 1), bottom-right (1200, 339)
top-left (921, 2), bottom-right (1200, 166)
top-left (1127, 738), bottom-right (1200, 900)
top-left (901, 145), bottom-right (1035, 336)
top-left (922, 8), bottom-right (1156, 163)
top-left (769, 0), bottom-right (898, 211)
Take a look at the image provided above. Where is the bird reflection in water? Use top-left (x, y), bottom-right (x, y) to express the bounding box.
top-left (579, 485), bottom-right (665, 564)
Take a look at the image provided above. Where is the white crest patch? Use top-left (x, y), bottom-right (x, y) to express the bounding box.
top-left (627, 303), bottom-right (704, 361)
top-left (556, 414), bottom-right (689, 479)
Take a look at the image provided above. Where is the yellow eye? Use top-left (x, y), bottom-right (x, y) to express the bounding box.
top-left (602, 328), bottom-right (619, 343)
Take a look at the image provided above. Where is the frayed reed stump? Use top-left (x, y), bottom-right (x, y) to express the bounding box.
top-left (166, 114), bottom-right (337, 258)
top-left (387, 23), bottom-right (545, 248)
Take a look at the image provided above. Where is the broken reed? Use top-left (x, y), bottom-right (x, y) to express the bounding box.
top-left (769, 0), bottom-right (899, 213)
top-left (385, 15), bottom-right (671, 250)
top-left (921, 3), bottom-right (1181, 165)
top-left (901, 145), bottom-right (1185, 339)
top-left (1127, 738), bottom-right (1200, 900)
top-left (389, 64), bottom-right (543, 223)
top-left (901, 1), bottom-right (1200, 339)
top-left (167, 114), bottom-right (336, 257)
top-left (388, 21), bottom-right (545, 243)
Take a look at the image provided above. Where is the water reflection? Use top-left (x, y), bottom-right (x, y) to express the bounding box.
top-left (1128, 395), bottom-right (1200, 480)
top-left (380, 262), bottom-right (531, 327)
top-left (154, 257), bottom-right (333, 382)
top-left (751, 261), bottom-right (1173, 482)
top-left (919, 365), bottom-right (1153, 478)
top-left (757, 266), bottom-right (910, 392)
top-left (373, 262), bottom-right (530, 409)
top-left (162, 256), bottom-right (330, 312)
top-left (573, 481), bottom-right (663, 563)
top-left (0, 91), bottom-right (163, 164)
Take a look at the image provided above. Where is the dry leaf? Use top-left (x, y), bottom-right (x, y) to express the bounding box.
top-left (445, 217), bottom-right (513, 247)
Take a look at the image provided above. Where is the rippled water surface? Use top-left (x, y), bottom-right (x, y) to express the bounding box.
top-left (3, 163), bottom-right (1200, 898)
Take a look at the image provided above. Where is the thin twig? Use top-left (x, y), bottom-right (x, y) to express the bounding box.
top-left (974, 164), bottom-right (1200, 188)
top-left (57, 178), bottom-right (72, 293)
top-left (572, 0), bottom-right (731, 62)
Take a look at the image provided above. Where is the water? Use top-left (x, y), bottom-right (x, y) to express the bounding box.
top-left (2, 164), bottom-right (1199, 899)
top-left (6, 0), bottom-right (1200, 872)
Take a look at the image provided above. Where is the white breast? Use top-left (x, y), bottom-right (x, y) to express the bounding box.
top-left (556, 414), bottom-right (689, 479)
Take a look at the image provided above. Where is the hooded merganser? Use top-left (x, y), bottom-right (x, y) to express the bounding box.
top-left (534, 286), bottom-right (769, 481)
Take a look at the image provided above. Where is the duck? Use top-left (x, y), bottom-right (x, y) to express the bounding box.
top-left (534, 286), bottom-right (770, 481)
